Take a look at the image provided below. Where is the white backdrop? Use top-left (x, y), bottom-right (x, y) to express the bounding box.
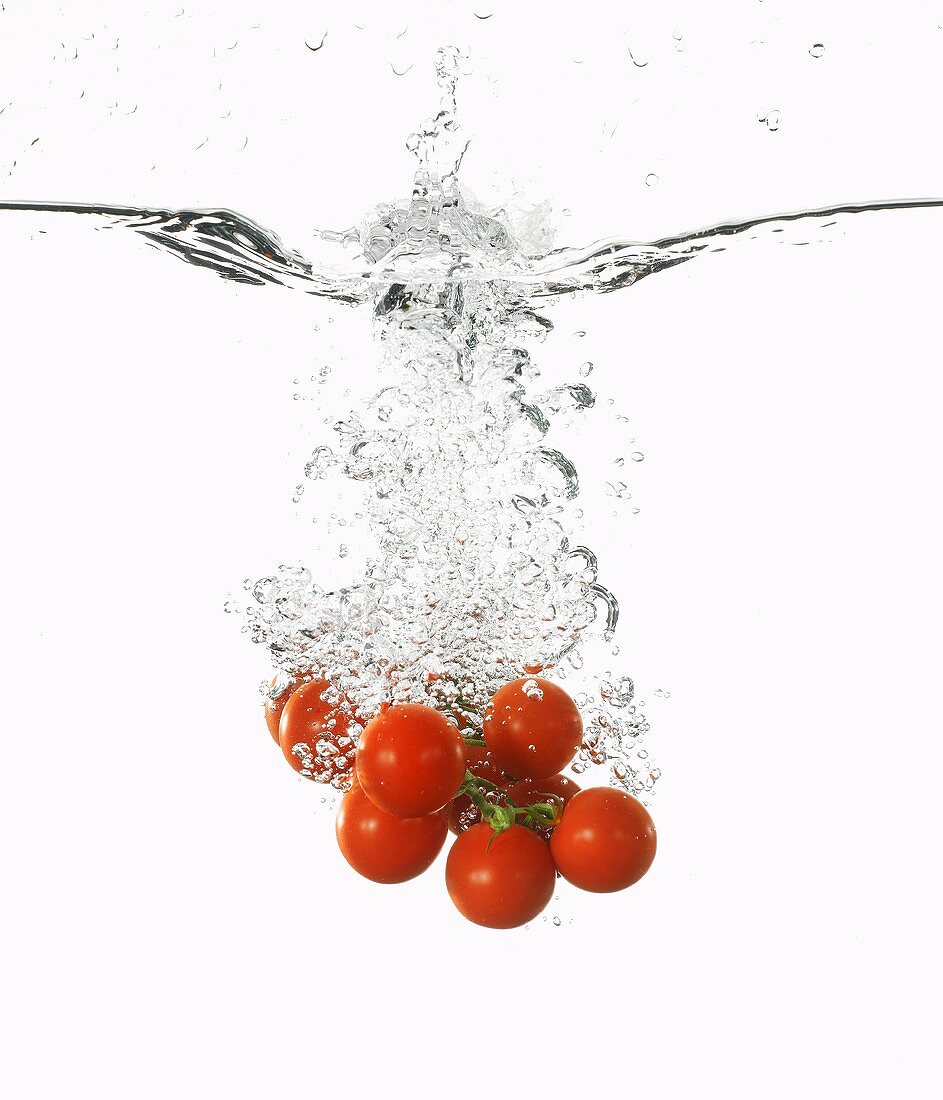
top-left (2, 2), bottom-right (941, 1097)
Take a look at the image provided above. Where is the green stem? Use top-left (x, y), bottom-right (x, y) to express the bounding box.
top-left (460, 770), bottom-right (517, 811)
top-left (458, 774), bottom-right (565, 836)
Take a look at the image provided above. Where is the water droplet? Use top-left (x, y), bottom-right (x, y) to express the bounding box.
top-left (338, 544), bottom-right (349, 559)
top-left (579, 361), bottom-right (593, 378)
top-left (645, 173), bottom-right (659, 187)
top-left (552, 916), bottom-right (562, 927)
top-left (630, 451), bottom-right (645, 463)
top-left (809, 43), bottom-right (825, 58)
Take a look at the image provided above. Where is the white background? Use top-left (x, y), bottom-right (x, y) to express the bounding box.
top-left (2, 2), bottom-right (942, 1097)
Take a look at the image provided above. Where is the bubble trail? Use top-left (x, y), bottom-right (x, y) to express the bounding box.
top-left (3, 46), bottom-right (943, 798)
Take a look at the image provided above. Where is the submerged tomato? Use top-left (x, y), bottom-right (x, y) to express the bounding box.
top-left (550, 787), bottom-right (657, 893)
top-left (336, 781), bottom-right (448, 884)
top-left (357, 703), bottom-right (466, 818)
top-left (506, 773), bottom-right (581, 836)
top-left (446, 823), bottom-right (557, 929)
top-left (448, 744), bottom-right (513, 835)
top-left (484, 677), bottom-right (582, 781)
top-left (506, 773), bottom-right (581, 811)
top-left (278, 679), bottom-right (357, 784)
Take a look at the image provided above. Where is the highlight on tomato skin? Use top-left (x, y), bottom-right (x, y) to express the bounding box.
top-left (446, 823), bottom-right (557, 930)
top-left (336, 781), bottom-right (449, 884)
top-left (550, 787), bottom-right (657, 894)
top-left (277, 678), bottom-right (357, 785)
top-left (483, 676), bottom-right (583, 781)
top-left (357, 702), bottom-right (467, 818)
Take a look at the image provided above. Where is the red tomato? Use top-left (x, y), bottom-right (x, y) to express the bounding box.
top-left (448, 745), bottom-right (513, 835)
top-left (264, 675), bottom-right (301, 744)
top-left (446, 823), bottom-right (557, 929)
top-left (447, 795), bottom-right (479, 835)
top-left (336, 781), bottom-right (448, 884)
top-left (506, 773), bottom-right (581, 810)
top-left (278, 679), bottom-right (357, 784)
top-left (465, 741), bottom-right (509, 784)
top-left (506, 774), bottom-right (582, 836)
top-left (550, 787), bottom-right (657, 893)
top-left (357, 703), bottom-right (466, 817)
top-left (484, 677), bottom-right (582, 781)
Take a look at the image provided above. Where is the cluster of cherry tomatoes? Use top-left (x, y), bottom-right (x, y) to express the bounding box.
top-left (265, 674), bottom-right (656, 929)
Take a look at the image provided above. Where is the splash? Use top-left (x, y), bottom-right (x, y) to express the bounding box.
top-left (244, 272), bottom-right (645, 784)
top-left (238, 46), bottom-right (653, 796)
top-left (4, 46), bottom-right (942, 799)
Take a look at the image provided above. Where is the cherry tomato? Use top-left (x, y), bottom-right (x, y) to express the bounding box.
top-left (506, 773), bottom-right (582, 837)
top-left (483, 677), bottom-right (582, 781)
top-left (448, 744), bottom-right (513, 835)
top-left (357, 703), bottom-right (466, 817)
top-left (447, 795), bottom-right (479, 835)
top-left (506, 773), bottom-right (581, 811)
top-left (278, 679), bottom-right (357, 784)
top-left (550, 787), bottom-right (657, 893)
top-left (465, 741), bottom-right (510, 784)
top-left (264, 675), bottom-right (301, 744)
top-left (336, 781), bottom-right (448, 884)
top-left (446, 823), bottom-right (557, 929)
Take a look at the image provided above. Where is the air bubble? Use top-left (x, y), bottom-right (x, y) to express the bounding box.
top-left (522, 678), bottom-right (544, 701)
top-left (600, 676), bottom-right (635, 709)
top-left (757, 108), bottom-right (782, 132)
top-left (236, 57), bottom-right (658, 804)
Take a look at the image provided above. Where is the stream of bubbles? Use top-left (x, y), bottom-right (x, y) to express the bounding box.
top-left (241, 46), bottom-right (652, 795)
top-left (4, 45), bottom-right (943, 799)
